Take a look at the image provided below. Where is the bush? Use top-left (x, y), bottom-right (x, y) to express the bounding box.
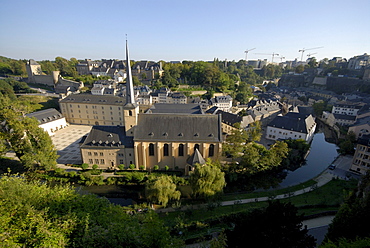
top-left (81, 163), bottom-right (89, 170)
top-left (154, 165), bottom-right (159, 171)
top-left (129, 164), bottom-right (136, 170)
top-left (139, 165), bottom-right (145, 170)
top-left (90, 169), bottom-right (102, 175)
top-left (92, 164), bottom-right (98, 170)
top-left (165, 165), bottom-right (169, 171)
top-left (118, 164), bottom-right (125, 170)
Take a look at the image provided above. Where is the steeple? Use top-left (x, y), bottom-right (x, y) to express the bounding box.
top-left (125, 39), bottom-right (136, 105)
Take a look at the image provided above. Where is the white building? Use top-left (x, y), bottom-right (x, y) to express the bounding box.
top-left (332, 102), bottom-right (364, 116)
top-left (210, 95), bottom-right (233, 112)
top-left (26, 108), bottom-right (67, 136)
top-left (266, 112), bottom-right (316, 142)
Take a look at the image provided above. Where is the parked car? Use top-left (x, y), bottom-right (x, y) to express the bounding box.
top-left (328, 164), bottom-right (336, 170)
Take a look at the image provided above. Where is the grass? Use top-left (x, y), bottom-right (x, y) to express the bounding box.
top-left (160, 178), bottom-right (358, 242)
top-left (160, 180), bottom-right (357, 225)
top-left (220, 179), bottom-right (317, 201)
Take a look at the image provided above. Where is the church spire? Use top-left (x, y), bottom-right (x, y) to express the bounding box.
top-left (125, 39), bottom-right (135, 105)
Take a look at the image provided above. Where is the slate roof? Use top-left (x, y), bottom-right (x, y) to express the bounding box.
top-left (268, 112), bottom-right (315, 134)
top-left (60, 94), bottom-right (126, 105)
top-left (80, 126), bottom-right (134, 149)
top-left (205, 106), bottom-right (219, 114)
top-left (134, 114), bottom-right (222, 142)
top-left (26, 108), bottom-right (63, 124)
top-left (146, 103), bottom-right (203, 114)
top-left (357, 134), bottom-right (370, 146)
top-left (216, 110), bottom-right (242, 126)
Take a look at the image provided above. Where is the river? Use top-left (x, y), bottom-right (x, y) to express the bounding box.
top-left (279, 132), bottom-right (338, 187)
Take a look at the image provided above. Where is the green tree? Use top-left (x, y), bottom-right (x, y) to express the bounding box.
top-left (81, 163), bottom-right (89, 170)
top-left (324, 171), bottom-right (370, 244)
top-left (245, 121), bottom-right (262, 142)
top-left (0, 96), bottom-right (58, 171)
top-left (295, 64), bottom-right (305, 74)
top-left (189, 159), bottom-right (226, 199)
top-left (226, 200), bottom-right (316, 248)
top-left (145, 175), bottom-right (181, 207)
top-left (129, 164), bottom-right (136, 169)
top-left (0, 175), bottom-right (183, 247)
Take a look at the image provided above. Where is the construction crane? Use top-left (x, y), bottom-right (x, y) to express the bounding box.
top-left (307, 53), bottom-right (317, 58)
top-left (279, 56), bottom-right (285, 62)
top-left (298, 47), bottom-right (323, 61)
top-left (244, 48), bottom-right (256, 61)
top-left (255, 52), bottom-right (280, 63)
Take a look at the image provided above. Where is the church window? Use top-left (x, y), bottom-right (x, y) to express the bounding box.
top-left (178, 144), bottom-right (184, 156)
top-left (164, 144), bottom-right (169, 156)
top-left (129, 110), bottom-right (133, 116)
top-left (194, 144), bottom-right (200, 152)
top-left (209, 144), bottom-right (215, 157)
top-left (149, 143), bottom-right (155, 156)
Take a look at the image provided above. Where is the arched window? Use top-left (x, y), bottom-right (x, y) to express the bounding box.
top-left (194, 144), bottom-right (200, 152)
top-left (163, 144), bottom-right (169, 156)
top-left (129, 110), bottom-right (133, 116)
top-left (149, 143), bottom-right (155, 156)
top-left (178, 144), bottom-right (184, 156)
top-left (209, 144), bottom-right (215, 157)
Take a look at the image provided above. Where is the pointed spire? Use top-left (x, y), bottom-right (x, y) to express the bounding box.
top-left (125, 38), bottom-right (135, 105)
top-left (187, 148), bottom-right (206, 167)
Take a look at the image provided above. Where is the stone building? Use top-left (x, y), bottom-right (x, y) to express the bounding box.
top-left (351, 134), bottom-right (370, 175)
top-left (77, 41), bottom-right (222, 174)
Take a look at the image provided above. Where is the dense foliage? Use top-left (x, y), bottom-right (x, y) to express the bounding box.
top-left (145, 175), bottom-right (181, 207)
top-left (0, 94), bottom-right (58, 170)
top-left (189, 160), bottom-right (226, 199)
top-left (225, 200), bottom-right (316, 248)
top-left (0, 176), bottom-right (182, 247)
top-left (324, 171), bottom-right (370, 245)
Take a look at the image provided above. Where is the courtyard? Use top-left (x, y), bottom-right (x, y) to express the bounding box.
top-left (51, 125), bottom-right (92, 165)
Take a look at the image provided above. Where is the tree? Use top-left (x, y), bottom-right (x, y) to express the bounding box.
top-left (145, 175), bottom-right (181, 207)
top-left (189, 159), bottom-right (226, 199)
top-left (81, 163), bottom-right (89, 170)
top-left (295, 64), bottom-right (305, 74)
top-left (0, 176), bottom-right (183, 247)
top-left (324, 171), bottom-right (370, 244)
top-left (225, 200), bottom-right (316, 248)
top-left (0, 95), bottom-right (58, 171)
top-left (245, 121), bottom-right (262, 142)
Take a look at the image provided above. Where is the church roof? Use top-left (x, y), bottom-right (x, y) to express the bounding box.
top-left (187, 149), bottom-right (206, 166)
top-left (146, 103), bottom-right (203, 114)
top-left (134, 114), bottom-right (222, 142)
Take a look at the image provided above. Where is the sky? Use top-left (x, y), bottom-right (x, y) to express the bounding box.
top-left (1, 0), bottom-right (369, 63)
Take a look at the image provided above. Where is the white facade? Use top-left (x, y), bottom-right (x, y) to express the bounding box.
top-left (266, 125), bottom-right (315, 142)
top-left (39, 117), bottom-right (68, 136)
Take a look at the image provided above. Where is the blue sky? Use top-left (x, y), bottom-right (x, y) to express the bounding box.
top-left (1, 0), bottom-right (369, 63)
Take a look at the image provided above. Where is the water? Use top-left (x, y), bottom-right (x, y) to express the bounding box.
top-left (279, 133), bottom-right (338, 187)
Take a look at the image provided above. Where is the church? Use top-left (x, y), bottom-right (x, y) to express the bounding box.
top-left (78, 41), bottom-right (223, 175)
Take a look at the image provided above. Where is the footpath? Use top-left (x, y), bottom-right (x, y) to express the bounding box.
top-left (156, 170), bottom-right (335, 214)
